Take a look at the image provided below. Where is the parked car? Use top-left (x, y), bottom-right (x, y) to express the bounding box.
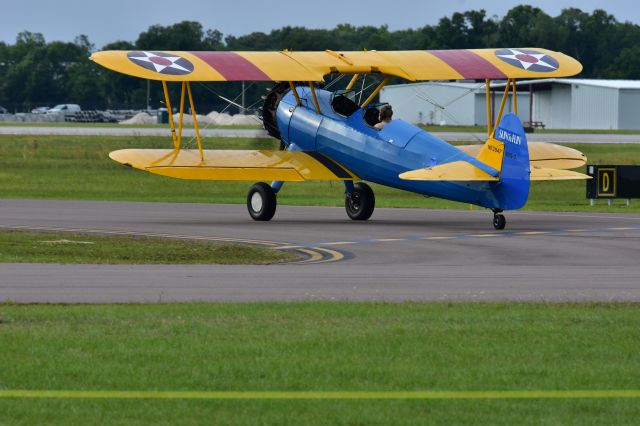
top-left (0, 106), bottom-right (7, 114)
top-left (31, 106), bottom-right (50, 114)
top-left (47, 104), bottom-right (81, 116)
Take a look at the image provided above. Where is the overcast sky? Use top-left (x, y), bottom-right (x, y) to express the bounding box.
top-left (2, 0), bottom-right (638, 49)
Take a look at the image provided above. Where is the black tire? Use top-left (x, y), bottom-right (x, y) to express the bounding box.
top-left (345, 182), bottom-right (375, 221)
top-left (493, 214), bottom-right (506, 230)
top-left (247, 182), bottom-right (277, 221)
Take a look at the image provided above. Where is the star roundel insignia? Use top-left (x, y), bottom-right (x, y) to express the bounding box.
top-left (495, 48), bottom-right (559, 72)
top-left (127, 51), bottom-right (194, 75)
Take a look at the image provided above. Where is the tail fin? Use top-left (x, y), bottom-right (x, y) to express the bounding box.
top-left (477, 113), bottom-right (530, 210)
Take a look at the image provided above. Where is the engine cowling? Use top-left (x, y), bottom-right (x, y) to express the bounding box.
top-left (259, 82), bottom-right (291, 141)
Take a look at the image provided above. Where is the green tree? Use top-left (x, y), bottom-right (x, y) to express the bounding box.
top-left (607, 46), bottom-right (640, 79)
top-left (4, 6), bottom-right (640, 111)
top-left (136, 21), bottom-right (219, 50)
top-left (498, 5), bottom-right (550, 46)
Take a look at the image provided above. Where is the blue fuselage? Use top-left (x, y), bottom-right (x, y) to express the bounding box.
top-left (276, 87), bottom-right (511, 209)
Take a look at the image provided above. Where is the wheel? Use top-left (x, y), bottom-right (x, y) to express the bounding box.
top-left (493, 214), bottom-right (506, 230)
top-left (345, 182), bottom-right (375, 221)
top-left (247, 182), bottom-right (277, 221)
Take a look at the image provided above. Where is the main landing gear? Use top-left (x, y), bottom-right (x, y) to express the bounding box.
top-left (247, 182), bottom-right (277, 221)
top-left (345, 182), bottom-right (375, 221)
top-left (247, 180), bottom-right (376, 222)
top-left (492, 209), bottom-right (506, 230)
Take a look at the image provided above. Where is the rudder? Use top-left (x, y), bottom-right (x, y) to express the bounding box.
top-left (489, 113), bottom-right (530, 210)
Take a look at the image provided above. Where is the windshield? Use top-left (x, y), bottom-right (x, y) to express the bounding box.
top-left (331, 90), bottom-right (359, 116)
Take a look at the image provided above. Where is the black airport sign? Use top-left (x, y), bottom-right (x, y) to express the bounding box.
top-left (586, 165), bottom-right (640, 199)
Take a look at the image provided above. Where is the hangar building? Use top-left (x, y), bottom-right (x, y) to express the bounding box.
top-left (380, 79), bottom-right (640, 130)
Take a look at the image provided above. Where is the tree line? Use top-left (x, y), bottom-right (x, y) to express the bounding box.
top-left (1, 5), bottom-right (639, 113)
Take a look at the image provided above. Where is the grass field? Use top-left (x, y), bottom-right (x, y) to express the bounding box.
top-left (0, 230), bottom-right (294, 264)
top-left (1, 134), bottom-right (639, 212)
top-left (0, 302), bottom-right (639, 425)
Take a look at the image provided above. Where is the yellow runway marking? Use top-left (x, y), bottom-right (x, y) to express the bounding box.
top-left (311, 247), bottom-right (345, 263)
top-left (469, 234), bottom-right (501, 237)
top-left (421, 236), bottom-right (455, 240)
top-left (295, 248), bottom-right (324, 263)
top-left (2, 390), bottom-right (640, 400)
top-left (323, 241), bottom-right (357, 245)
top-left (516, 231), bottom-right (549, 235)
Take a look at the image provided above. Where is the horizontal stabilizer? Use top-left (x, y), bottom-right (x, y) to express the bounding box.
top-left (458, 142), bottom-right (587, 170)
top-left (109, 149), bottom-right (357, 181)
top-left (399, 161), bottom-right (498, 181)
top-left (530, 167), bottom-right (591, 181)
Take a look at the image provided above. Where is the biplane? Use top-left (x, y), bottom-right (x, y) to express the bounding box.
top-left (91, 48), bottom-right (589, 229)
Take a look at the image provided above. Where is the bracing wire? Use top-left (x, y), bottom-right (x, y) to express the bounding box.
top-left (177, 81), bottom-right (263, 149)
top-left (409, 82), bottom-right (487, 143)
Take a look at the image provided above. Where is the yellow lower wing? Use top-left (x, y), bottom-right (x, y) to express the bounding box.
top-left (109, 149), bottom-right (357, 181)
top-left (399, 161), bottom-right (498, 181)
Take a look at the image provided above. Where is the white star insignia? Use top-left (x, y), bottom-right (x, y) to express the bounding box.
top-left (129, 51), bottom-right (190, 73)
top-left (497, 49), bottom-right (557, 71)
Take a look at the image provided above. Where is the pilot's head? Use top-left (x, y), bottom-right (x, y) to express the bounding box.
top-left (379, 104), bottom-right (393, 122)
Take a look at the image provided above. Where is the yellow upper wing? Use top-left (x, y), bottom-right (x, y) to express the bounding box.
top-left (91, 48), bottom-right (582, 82)
top-left (109, 149), bottom-right (357, 182)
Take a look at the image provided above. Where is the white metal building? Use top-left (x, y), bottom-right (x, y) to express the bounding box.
top-left (518, 79), bottom-right (640, 130)
top-left (380, 79), bottom-right (640, 130)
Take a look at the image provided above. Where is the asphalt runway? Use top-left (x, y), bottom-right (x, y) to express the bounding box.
top-left (1, 199), bottom-right (640, 303)
top-left (1, 125), bottom-right (639, 143)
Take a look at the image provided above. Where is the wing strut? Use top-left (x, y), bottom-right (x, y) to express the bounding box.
top-left (308, 81), bottom-right (321, 113)
top-left (488, 78), bottom-right (519, 138)
top-left (485, 79), bottom-right (492, 137)
top-left (362, 75), bottom-right (392, 107)
top-left (492, 78), bottom-right (512, 136)
top-left (177, 82), bottom-right (186, 147)
top-left (289, 81), bottom-right (301, 106)
top-left (346, 74), bottom-right (360, 90)
top-left (511, 78), bottom-right (518, 115)
top-left (161, 81), bottom-right (178, 148)
top-left (186, 82), bottom-right (204, 160)
top-left (161, 81), bottom-right (204, 161)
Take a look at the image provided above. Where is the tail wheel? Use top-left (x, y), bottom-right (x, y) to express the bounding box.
top-left (345, 182), bottom-right (375, 221)
top-left (247, 182), bottom-right (277, 221)
top-left (493, 213), bottom-right (506, 230)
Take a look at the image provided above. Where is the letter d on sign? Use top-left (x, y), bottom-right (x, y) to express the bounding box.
top-left (597, 168), bottom-right (616, 197)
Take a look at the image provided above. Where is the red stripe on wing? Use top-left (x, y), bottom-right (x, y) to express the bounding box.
top-left (429, 50), bottom-right (507, 79)
top-left (191, 52), bottom-right (271, 81)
